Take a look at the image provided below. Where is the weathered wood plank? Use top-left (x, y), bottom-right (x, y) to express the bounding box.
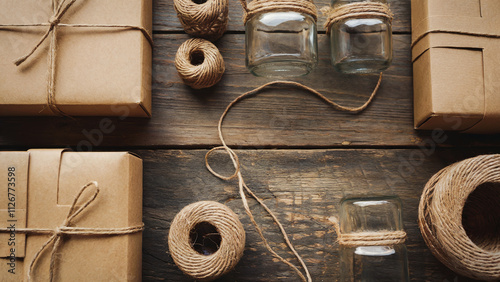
top-left (153, 0), bottom-right (411, 33)
top-left (141, 149), bottom-right (493, 281)
top-left (1, 33), bottom-right (499, 148)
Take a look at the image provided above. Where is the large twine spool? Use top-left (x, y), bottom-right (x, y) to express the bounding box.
top-left (168, 201), bottom-right (246, 281)
top-left (175, 38), bottom-right (225, 89)
top-left (240, 0), bottom-right (318, 24)
top-left (419, 155), bottom-right (500, 280)
top-left (323, 1), bottom-right (394, 34)
top-left (173, 0), bottom-right (228, 41)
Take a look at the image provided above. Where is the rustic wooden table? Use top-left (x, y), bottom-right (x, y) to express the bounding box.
top-left (1, 0), bottom-right (499, 281)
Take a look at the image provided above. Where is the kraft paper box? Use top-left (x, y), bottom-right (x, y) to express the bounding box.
top-left (411, 0), bottom-right (500, 133)
top-left (0, 149), bottom-right (143, 281)
top-left (0, 0), bottom-right (152, 117)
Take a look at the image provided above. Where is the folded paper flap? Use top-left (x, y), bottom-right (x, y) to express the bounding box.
top-left (411, 0), bottom-right (500, 45)
top-left (0, 152), bottom-right (29, 258)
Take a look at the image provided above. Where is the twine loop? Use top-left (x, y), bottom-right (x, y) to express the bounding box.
top-left (240, 0), bottom-right (318, 24)
top-left (175, 38), bottom-right (225, 89)
top-left (174, 0), bottom-right (229, 41)
top-left (205, 77), bottom-right (383, 282)
top-left (419, 154), bottom-right (500, 281)
top-left (0, 181), bottom-right (144, 282)
top-left (168, 201), bottom-right (245, 281)
top-left (323, 2), bottom-right (394, 34)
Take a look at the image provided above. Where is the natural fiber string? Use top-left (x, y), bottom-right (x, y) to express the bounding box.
top-left (168, 201), bottom-right (246, 281)
top-left (173, 0), bottom-right (228, 41)
top-left (0, 181), bottom-right (144, 282)
top-left (0, 0), bottom-right (153, 116)
top-left (419, 155), bottom-right (500, 281)
top-left (175, 38), bottom-right (225, 89)
top-left (205, 75), bottom-right (383, 282)
top-left (328, 216), bottom-right (407, 247)
top-left (411, 29), bottom-right (500, 49)
top-left (239, 0), bottom-right (318, 24)
top-left (323, 2), bottom-right (394, 34)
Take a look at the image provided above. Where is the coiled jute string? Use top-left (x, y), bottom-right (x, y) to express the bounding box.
top-left (205, 76), bottom-right (383, 282)
top-left (168, 201), bottom-right (246, 281)
top-left (419, 155), bottom-right (500, 281)
top-left (175, 38), bottom-right (225, 89)
top-left (323, 1), bottom-right (394, 34)
top-left (173, 0), bottom-right (228, 41)
top-left (328, 216), bottom-right (407, 247)
top-left (0, 181), bottom-right (144, 282)
top-left (239, 0), bottom-right (318, 24)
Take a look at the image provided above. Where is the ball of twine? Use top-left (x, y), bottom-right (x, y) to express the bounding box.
top-left (173, 0), bottom-right (228, 41)
top-left (175, 38), bottom-right (225, 89)
top-left (168, 201), bottom-right (246, 281)
top-left (419, 154), bottom-right (500, 281)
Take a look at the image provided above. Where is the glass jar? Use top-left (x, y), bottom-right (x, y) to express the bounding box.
top-left (329, 0), bottom-right (392, 73)
top-left (245, 10), bottom-right (318, 77)
top-left (339, 196), bottom-right (409, 282)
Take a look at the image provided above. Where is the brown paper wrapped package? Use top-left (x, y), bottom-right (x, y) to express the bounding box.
top-left (0, 0), bottom-right (152, 117)
top-left (412, 0), bottom-right (500, 133)
top-left (0, 149), bottom-right (143, 281)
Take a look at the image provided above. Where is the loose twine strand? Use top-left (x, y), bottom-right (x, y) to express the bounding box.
top-left (323, 2), bottom-right (394, 34)
top-left (239, 0), bottom-right (318, 24)
top-left (168, 201), bottom-right (246, 281)
top-left (419, 155), bottom-right (500, 281)
top-left (0, 181), bottom-right (144, 282)
top-left (0, 0), bottom-right (153, 116)
top-left (175, 38), bottom-right (225, 89)
top-left (205, 74), bottom-right (382, 282)
top-left (173, 0), bottom-right (229, 41)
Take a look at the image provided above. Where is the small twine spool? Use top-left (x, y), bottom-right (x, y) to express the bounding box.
top-left (175, 38), bottom-right (225, 89)
top-left (419, 155), bottom-right (500, 281)
top-left (173, 0), bottom-right (229, 41)
top-left (242, 0), bottom-right (318, 24)
top-left (323, 1), bottom-right (394, 34)
top-left (168, 201), bottom-right (246, 281)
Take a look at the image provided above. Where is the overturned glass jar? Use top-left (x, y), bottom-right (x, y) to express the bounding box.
top-left (244, 0), bottom-right (319, 77)
top-left (338, 196), bottom-right (409, 281)
top-left (325, 0), bottom-right (393, 73)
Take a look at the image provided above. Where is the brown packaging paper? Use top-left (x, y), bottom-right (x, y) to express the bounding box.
top-left (0, 0), bottom-right (152, 117)
top-left (0, 149), bottom-right (143, 281)
top-left (411, 0), bottom-right (500, 133)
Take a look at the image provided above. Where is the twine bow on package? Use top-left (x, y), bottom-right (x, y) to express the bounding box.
top-left (0, 149), bottom-right (144, 281)
top-left (412, 0), bottom-right (500, 133)
top-left (0, 0), bottom-right (153, 117)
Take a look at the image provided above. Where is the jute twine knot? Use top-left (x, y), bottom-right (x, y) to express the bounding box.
top-left (175, 38), bottom-right (225, 89)
top-left (323, 1), bottom-right (394, 34)
top-left (240, 0), bottom-right (318, 24)
top-left (328, 216), bottom-right (407, 247)
top-left (174, 0), bottom-right (229, 41)
top-left (205, 76), bottom-right (383, 282)
top-left (419, 155), bottom-right (500, 281)
top-left (168, 201), bottom-right (245, 281)
top-left (0, 181), bottom-right (144, 282)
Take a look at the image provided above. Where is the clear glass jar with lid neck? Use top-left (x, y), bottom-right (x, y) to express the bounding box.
top-left (329, 0), bottom-right (393, 74)
top-left (245, 9), bottom-right (318, 78)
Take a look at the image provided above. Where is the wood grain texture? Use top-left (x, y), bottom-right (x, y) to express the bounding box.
top-left (153, 0), bottom-right (411, 33)
top-left (140, 149), bottom-right (494, 281)
top-left (1, 33), bottom-right (500, 148)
